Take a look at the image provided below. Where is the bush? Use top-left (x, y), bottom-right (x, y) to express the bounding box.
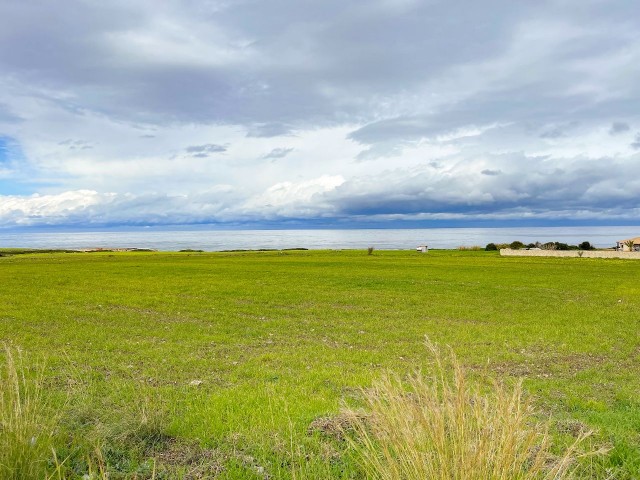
top-left (485, 243), bottom-right (498, 251)
top-left (509, 241), bottom-right (526, 250)
top-left (457, 246), bottom-right (482, 251)
top-left (579, 241), bottom-right (594, 250)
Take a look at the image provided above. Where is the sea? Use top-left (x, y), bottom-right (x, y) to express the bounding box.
top-left (0, 226), bottom-right (637, 251)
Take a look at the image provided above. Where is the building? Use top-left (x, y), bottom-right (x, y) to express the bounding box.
top-left (616, 237), bottom-right (640, 251)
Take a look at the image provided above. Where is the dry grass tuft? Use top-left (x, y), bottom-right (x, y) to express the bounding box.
top-left (343, 339), bottom-right (590, 480)
top-left (0, 345), bottom-right (57, 480)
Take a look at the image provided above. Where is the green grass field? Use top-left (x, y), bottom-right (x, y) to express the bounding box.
top-left (1, 249), bottom-right (640, 478)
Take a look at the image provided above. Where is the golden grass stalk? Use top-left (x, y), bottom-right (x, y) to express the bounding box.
top-left (0, 345), bottom-right (56, 480)
top-left (344, 340), bottom-right (588, 480)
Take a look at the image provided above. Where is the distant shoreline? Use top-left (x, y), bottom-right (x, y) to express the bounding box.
top-left (1, 226), bottom-right (637, 251)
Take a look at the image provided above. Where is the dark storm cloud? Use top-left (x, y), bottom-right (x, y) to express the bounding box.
top-left (0, 103), bottom-right (21, 123)
top-left (2, 0), bottom-right (639, 134)
top-left (246, 123), bottom-right (294, 138)
top-left (185, 144), bottom-right (227, 157)
top-left (58, 139), bottom-right (93, 150)
top-left (609, 122), bottom-right (630, 135)
top-left (319, 153), bottom-right (640, 218)
top-left (4, 151), bottom-right (640, 227)
top-left (262, 147), bottom-right (293, 160)
top-left (539, 128), bottom-right (566, 139)
top-left (0, 0), bottom-right (544, 128)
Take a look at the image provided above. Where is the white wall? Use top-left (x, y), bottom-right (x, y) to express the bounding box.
top-left (500, 249), bottom-right (640, 259)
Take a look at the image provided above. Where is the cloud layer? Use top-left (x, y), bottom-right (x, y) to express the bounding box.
top-left (0, 0), bottom-right (639, 228)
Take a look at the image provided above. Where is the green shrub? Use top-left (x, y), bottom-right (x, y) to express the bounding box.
top-left (485, 243), bottom-right (498, 251)
top-left (509, 241), bottom-right (526, 249)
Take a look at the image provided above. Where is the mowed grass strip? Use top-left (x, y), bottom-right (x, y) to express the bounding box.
top-left (1, 249), bottom-right (639, 478)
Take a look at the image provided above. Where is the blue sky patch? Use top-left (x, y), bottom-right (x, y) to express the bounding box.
top-left (0, 136), bottom-right (38, 195)
top-left (0, 135), bottom-right (22, 166)
top-left (0, 179), bottom-right (34, 196)
top-left (0, 136), bottom-right (11, 165)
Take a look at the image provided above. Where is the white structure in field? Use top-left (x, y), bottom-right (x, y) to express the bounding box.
top-left (416, 245), bottom-right (428, 253)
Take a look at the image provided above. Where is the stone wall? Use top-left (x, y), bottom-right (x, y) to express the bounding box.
top-left (500, 249), bottom-right (640, 259)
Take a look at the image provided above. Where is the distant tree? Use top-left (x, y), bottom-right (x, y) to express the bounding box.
top-left (555, 242), bottom-right (571, 251)
top-left (485, 243), bottom-right (497, 251)
top-left (541, 242), bottom-right (556, 250)
top-left (624, 240), bottom-right (635, 251)
top-left (509, 241), bottom-right (525, 250)
top-left (578, 241), bottom-right (593, 250)
top-left (526, 243), bottom-right (536, 249)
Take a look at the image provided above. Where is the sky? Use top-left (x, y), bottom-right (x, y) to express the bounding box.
top-left (0, 0), bottom-right (639, 229)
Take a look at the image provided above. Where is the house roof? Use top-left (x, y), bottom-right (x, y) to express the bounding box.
top-left (618, 236), bottom-right (640, 243)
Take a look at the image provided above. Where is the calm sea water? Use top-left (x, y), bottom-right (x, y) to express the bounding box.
top-left (0, 226), bottom-right (637, 251)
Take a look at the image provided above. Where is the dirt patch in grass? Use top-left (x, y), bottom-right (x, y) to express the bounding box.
top-left (308, 412), bottom-right (367, 441)
top-left (485, 353), bottom-right (607, 379)
top-left (556, 419), bottom-right (591, 438)
top-left (147, 437), bottom-right (224, 479)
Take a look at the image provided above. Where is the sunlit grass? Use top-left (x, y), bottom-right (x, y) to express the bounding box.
top-left (0, 249), bottom-right (639, 477)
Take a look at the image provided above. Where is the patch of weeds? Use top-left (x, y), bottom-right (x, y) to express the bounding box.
top-left (342, 339), bottom-right (599, 480)
top-left (55, 382), bottom-right (178, 478)
top-left (0, 345), bottom-right (58, 480)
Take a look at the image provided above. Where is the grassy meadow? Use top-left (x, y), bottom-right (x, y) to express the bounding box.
top-left (1, 249), bottom-right (640, 478)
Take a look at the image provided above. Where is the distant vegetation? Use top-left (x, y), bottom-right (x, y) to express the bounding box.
top-left (456, 245), bottom-right (482, 251)
top-left (486, 240), bottom-right (597, 251)
top-left (0, 248), bottom-right (79, 256)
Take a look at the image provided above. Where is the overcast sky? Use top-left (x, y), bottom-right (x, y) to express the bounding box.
top-left (1, 0), bottom-right (639, 229)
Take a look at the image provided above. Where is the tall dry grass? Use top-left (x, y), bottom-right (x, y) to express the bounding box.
top-left (344, 340), bottom-right (589, 480)
top-left (0, 345), bottom-right (57, 480)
